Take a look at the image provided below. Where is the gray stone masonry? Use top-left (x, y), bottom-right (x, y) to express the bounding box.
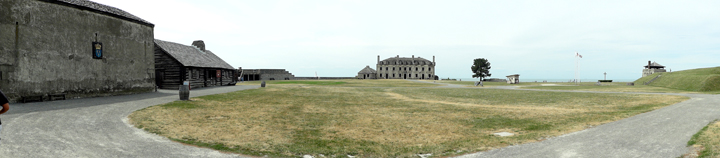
top-left (0, 0), bottom-right (155, 102)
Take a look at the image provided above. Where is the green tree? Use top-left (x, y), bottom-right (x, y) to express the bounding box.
top-left (471, 58), bottom-right (491, 81)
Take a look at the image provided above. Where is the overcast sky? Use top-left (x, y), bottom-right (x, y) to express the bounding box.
top-left (94, 0), bottom-right (720, 81)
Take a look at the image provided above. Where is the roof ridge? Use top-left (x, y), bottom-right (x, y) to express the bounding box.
top-left (49, 0), bottom-right (154, 27)
top-left (154, 39), bottom-right (234, 69)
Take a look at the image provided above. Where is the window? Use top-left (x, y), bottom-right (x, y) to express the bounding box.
top-left (415, 74), bottom-right (418, 78)
top-left (429, 68), bottom-right (432, 71)
top-left (393, 67), bottom-right (395, 71)
top-left (393, 74), bottom-right (395, 77)
top-left (380, 74), bottom-right (382, 77)
top-left (422, 67), bottom-right (425, 71)
top-left (415, 67), bottom-right (418, 71)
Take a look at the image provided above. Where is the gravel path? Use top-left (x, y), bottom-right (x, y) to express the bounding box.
top-left (0, 86), bottom-right (258, 158)
top-left (415, 81), bottom-right (720, 158)
top-left (459, 93), bottom-right (719, 158)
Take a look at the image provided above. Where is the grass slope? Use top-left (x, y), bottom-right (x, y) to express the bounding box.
top-left (634, 67), bottom-right (720, 92)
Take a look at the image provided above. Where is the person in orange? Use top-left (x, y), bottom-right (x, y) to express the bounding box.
top-left (0, 89), bottom-right (9, 142)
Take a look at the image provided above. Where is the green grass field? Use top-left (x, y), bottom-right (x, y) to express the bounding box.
top-left (434, 80), bottom-right (550, 87)
top-left (130, 80), bottom-right (688, 157)
top-left (238, 79), bottom-right (441, 87)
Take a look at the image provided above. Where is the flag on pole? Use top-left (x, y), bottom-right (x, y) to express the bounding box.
top-left (576, 52), bottom-right (582, 58)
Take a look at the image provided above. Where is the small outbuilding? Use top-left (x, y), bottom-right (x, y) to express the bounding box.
top-left (506, 74), bottom-right (520, 84)
top-left (642, 61), bottom-right (666, 77)
top-left (357, 66), bottom-right (377, 79)
top-left (154, 39), bottom-right (237, 89)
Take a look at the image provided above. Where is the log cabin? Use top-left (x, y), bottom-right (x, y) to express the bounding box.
top-left (154, 39), bottom-right (236, 89)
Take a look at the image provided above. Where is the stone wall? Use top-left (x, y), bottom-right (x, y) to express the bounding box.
top-left (376, 64), bottom-right (435, 79)
top-left (0, 0), bottom-right (155, 102)
top-left (242, 69), bottom-right (295, 80)
top-left (642, 68), bottom-right (667, 77)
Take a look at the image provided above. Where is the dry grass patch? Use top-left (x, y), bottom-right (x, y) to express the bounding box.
top-left (686, 120), bottom-right (720, 157)
top-left (130, 80), bottom-right (688, 157)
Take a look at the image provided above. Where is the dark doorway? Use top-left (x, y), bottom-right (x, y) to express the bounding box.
top-left (203, 70), bottom-right (209, 87)
top-left (155, 70), bottom-right (164, 87)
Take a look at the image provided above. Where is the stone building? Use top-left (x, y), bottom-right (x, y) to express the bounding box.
top-left (241, 69), bottom-right (295, 81)
top-left (357, 66), bottom-right (377, 79)
top-left (376, 55), bottom-right (436, 80)
top-left (0, 0), bottom-right (155, 102)
top-left (154, 39), bottom-right (236, 89)
top-left (642, 61), bottom-right (666, 77)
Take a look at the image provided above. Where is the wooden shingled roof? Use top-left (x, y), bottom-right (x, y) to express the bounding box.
top-left (50, 0), bottom-right (154, 27)
top-left (154, 39), bottom-right (234, 70)
top-left (358, 66), bottom-right (377, 74)
top-left (644, 61), bottom-right (665, 68)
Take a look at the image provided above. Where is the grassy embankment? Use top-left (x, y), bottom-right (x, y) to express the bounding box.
top-left (687, 120), bottom-right (720, 158)
top-left (634, 66), bottom-right (720, 92)
top-left (130, 79), bottom-right (687, 157)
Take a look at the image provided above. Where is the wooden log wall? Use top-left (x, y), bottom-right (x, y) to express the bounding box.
top-left (154, 45), bottom-right (183, 89)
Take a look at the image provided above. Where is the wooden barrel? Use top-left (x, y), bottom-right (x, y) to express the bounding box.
top-left (179, 85), bottom-right (190, 100)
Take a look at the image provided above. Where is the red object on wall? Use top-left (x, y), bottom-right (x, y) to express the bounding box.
top-left (216, 70), bottom-right (221, 78)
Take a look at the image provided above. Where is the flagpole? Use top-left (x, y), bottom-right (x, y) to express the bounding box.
top-left (575, 52), bottom-right (579, 84)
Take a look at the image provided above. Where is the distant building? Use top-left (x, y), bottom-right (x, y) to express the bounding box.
top-left (506, 74), bottom-right (520, 84)
top-left (357, 66), bottom-right (377, 79)
top-left (376, 55), bottom-right (436, 80)
top-left (642, 61), bottom-right (666, 77)
top-left (154, 39), bottom-right (236, 89)
top-left (241, 69), bottom-right (295, 81)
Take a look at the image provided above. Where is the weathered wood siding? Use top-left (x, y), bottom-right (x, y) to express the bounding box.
top-left (154, 45), bottom-right (183, 89)
top-left (155, 45), bottom-right (237, 89)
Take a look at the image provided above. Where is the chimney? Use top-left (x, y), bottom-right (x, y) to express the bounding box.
top-left (648, 60), bottom-right (651, 66)
top-left (396, 55), bottom-right (399, 58)
top-left (433, 56), bottom-right (436, 64)
top-left (192, 40), bottom-right (205, 51)
top-left (377, 55), bottom-right (380, 63)
top-left (412, 55), bottom-right (414, 58)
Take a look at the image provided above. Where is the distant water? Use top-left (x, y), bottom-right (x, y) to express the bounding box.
top-left (454, 78), bottom-right (636, 83)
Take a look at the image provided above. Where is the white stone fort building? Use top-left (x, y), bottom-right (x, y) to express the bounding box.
top-left (358, 55), bottom-right (436, 80)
